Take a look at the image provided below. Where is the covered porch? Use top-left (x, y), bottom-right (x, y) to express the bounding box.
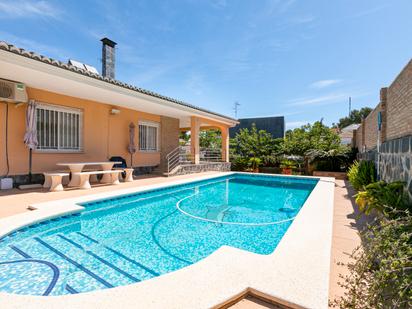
top-left (0, 45), bottom-right (238, 184)
top-left (163, 116), bottom-right (231, 176)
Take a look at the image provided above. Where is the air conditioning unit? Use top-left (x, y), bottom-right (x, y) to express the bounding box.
top-left (0, 79), bottom-right (28, 103)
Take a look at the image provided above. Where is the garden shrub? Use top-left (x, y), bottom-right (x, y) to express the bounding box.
top-left (335, 174), bottom-right (412, 308)
top-left (248, 157), bottom-right (262, 170)
top-left (347, 161), bottom-right (376, 190)
top-left (279, 159), bottom-right (297, 169)
top-left (355, 181), bottom-right (410, 217)
top-left (230, 155), bottom-right (249, 171)
top-left (332, 210), bottom-right (412, 309)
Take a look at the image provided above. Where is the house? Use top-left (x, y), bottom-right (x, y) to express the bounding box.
top-left (229, 116), bottom-right (285, 138)
top-left (339, 124), bottom-right (360, 147)
top-left (0, 38), bottom-right (238, 184)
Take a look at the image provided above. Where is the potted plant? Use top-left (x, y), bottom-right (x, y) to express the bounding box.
top-left (247, 157), bottom-right (262, 173)
top-left (280, 159), bottom-right (296, 175)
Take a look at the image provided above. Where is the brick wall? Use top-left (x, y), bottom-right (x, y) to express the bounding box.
top-left (386, 59), bottom-right (412, 140)
top-left (355, 59), bottom-right (412, 198)
top-left (362, 103), bottom-right (381, 150)
top-left (354, 59), bottom-right (412, 151)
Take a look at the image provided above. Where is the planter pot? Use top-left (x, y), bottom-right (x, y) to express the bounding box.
top-left (282, 168), bottom-right (292, 175)
top-left (245, 168), bottom-right (259, 173)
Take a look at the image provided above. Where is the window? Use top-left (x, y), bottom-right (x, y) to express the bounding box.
top-left (36, 103), bottom-right (83, 151)
top-left (139, 121), bottom-right (159, 151)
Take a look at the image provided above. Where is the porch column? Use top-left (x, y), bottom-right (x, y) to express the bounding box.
top-left (221, 126), bottom-right (230, 163)
top-left (190, 116), bottom-right (200, 164)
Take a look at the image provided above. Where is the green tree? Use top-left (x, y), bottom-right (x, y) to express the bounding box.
top-left (282, 121), bottom-right (343, 156)
top-left (179, 131), bottom-right (190, 145)
top-left (199, 129), bottom-right (221, 148)
top-left (333, 107), bottom-right (372, 129)
top-left (180, 129), bottom-right (222, 148)
top-left (282, 121), bottom-right (351, 171)
top-left (230, 124), bottom-right (281, 169)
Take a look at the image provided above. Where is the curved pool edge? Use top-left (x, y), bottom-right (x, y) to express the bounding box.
top-left (0, 172), bottom-right (335, 309)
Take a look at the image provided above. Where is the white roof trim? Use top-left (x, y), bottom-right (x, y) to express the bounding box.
top-left (0, 49), bottom-right (237, 127)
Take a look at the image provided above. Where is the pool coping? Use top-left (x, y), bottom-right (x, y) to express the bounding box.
top-left (0, 172), bottom-right (335, 309)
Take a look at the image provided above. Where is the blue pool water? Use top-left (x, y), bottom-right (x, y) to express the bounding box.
top-left (0, 174), bottom-right (318, 296)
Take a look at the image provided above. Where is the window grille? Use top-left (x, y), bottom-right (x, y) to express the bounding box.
top-left (36, 103), bottom-right (83, 151)
top-left (139, 121), bottom-right (159, 151)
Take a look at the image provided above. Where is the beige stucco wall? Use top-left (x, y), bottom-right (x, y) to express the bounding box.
top-left (0, 87), bottom-right (169, 176)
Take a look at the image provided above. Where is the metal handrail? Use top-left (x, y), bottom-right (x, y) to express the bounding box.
top-left (166, 146), bottom-right (223, 176)
top-left (166, 146), bottom-right (181, 175)
top-left (200, 147), bottom-right (222, 162)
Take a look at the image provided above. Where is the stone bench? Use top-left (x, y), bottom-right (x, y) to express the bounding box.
top-left (43, 172), bottom-right (70, 192)
top-left (124, 168), bottom-right (134, 182)
top-left (73, 170), bottom-right (123, 189)
top-left (113, 168), bottom-right (134, 182)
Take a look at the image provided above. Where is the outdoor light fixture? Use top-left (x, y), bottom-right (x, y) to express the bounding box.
top-left (110, 108), bottom-right (120, 115)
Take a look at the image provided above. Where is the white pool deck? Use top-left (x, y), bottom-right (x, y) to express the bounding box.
top-left (0, 172), bottom-right (335, 309)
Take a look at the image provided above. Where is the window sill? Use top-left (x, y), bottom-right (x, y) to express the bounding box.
top-left (138, 150), bottom-right (160, 153)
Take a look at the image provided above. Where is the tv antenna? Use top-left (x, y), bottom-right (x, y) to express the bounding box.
top-left (233, 101), bottom-right (240, 118)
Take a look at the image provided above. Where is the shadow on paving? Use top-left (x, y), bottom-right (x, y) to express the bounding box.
top-left (340, 180), bottom-right (375, 238)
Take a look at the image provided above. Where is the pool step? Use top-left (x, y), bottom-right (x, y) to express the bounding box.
top-left (0, 245), bottom-right (25, 260)
top-left (0, 230), bottom-right (162, 296)
top-left (74, 232), bottom-right (159, 277)
top-left (56, 234), bottom-right (141, 283)
top-left (6, 244), bottom-right (76, 295)
top-left (37, 234), bottom-right (144, 290)
top-left (11, 238), bottom-right (109, 294)
top-left (35, 232), bottom-right (159, 290)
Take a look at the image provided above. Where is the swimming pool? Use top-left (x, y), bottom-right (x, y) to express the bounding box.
top-left (0, 173), bottom-right (318, 296)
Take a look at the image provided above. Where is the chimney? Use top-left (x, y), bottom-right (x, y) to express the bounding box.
top-left (101, 37), bottom-right (117, 79)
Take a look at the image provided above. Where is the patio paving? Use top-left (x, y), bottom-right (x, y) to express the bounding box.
top-left (0, 174), bottom-right (368, 308)
top-left (328, 179), bottom-right (370, 307)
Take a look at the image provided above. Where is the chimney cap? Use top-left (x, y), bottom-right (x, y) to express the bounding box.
top-left (101, 37), bottom-right (117, 48)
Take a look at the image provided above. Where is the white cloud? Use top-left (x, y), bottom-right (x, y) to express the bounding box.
top-left (267, 0), bottom-right (296, 15)
top-left (290, 15), bottom-right (316, 25)
top-left (289, 93), bottom-right (348, 107)
top-left (310, 79), bottom-right (342, 89)
top-left (0, 0), bottom-right (60, 19)
top-left (288, 90), bottom-right (373, 108)
top-left (351, 5), bottom-right (387, 19)
top-left (210, 0), bottom-right (227, 9)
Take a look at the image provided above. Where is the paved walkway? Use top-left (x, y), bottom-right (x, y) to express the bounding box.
top-left (328, 179), bottom-right (369, 306)
top-left (0, 174), bottom-right (367, 308)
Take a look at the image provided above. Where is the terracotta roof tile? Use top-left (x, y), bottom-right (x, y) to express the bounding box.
top-left (0, 40), bottom-right (237, 122)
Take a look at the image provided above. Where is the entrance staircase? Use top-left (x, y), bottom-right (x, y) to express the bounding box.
top-left (164, 146), bottom-right (229, 177)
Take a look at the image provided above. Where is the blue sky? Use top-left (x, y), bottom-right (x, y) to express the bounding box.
top-left (1, 0), bottom-right (411, 129)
